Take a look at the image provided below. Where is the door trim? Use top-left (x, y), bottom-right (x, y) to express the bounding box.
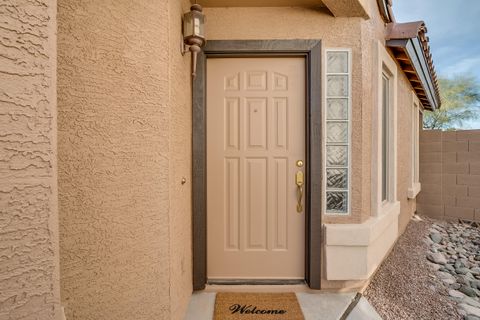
top-left (193, 40), bottom-right (322, 290)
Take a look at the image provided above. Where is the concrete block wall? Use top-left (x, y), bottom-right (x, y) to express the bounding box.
top-left (418, 129), bottom-right (480, 221)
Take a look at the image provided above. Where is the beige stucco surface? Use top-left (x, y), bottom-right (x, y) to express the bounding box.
top-left (0, 1), bottom-right (424, 314)
top-left (0, 1), bottom-right (60, 319)
top-left (168, 1), bottom-right (194, 319)
top-left (350, 0), bottom-right (418, 235)
top-left (396, 68), bottom-right (418, 233)
top-left (325, 203), bottom-right (399, 280)
top-left (336, 0), bottom-right (418, 235)
top-left (330, 0), bottom-right (418, 285)
top-left (322, 0), bottom-right (369, 19)
top-left (57, 1), bottom-right (192, 319)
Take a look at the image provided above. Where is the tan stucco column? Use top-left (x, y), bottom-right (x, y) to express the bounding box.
top-left (0, 1), bottom-right (61, 319)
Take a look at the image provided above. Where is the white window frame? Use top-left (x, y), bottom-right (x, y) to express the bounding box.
top-left (372, 41), bottom-right (399, 217)
top-left (408, 93), bottom-right (422, 199)
top-left (323, 48), bottom-right (352, 215)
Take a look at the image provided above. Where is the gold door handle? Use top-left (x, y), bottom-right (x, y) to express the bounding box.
top-left (296, 171), bottom-right (304, 213)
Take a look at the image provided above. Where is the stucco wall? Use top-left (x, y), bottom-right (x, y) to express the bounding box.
top-left (0, 1), bottom-right (60, 319)
top-left (322, 23), bottom-right (418, 290)
top-left (358, 0), bottom-right (418, 235)
top-left (168, 1), bottom-right (194, 319)
top-left (358, 0), bottom-right (388, 225)
top-left (57, 1), bottom-right (192, 319)
top-left (204, 2), bottom-right (420, 289)
top-left (396, 68), bottom-right (418, 233)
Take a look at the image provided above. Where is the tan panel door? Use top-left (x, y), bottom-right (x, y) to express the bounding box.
top-left (207, 57), bottom-right (305, 280)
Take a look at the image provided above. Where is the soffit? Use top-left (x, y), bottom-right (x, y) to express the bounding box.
top-left (321, 0), bottom-right (369, 19)
top-left (386, 21), bottom-right (441, 110)
top-left (197, 0), bottom-right (324, 7)
top-left (197, 0), bottom-right (369, 18)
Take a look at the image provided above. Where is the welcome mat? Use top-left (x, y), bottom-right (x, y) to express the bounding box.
top-left (213, 292), bottom-right (305, 320)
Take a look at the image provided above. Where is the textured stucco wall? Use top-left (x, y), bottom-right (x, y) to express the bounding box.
top-left (168, 1), bottom-right (193, 319)
top-left (54, 0), bottom-right (421, 307)
top-left (371, 3), bottom-right (417, 235)
top-left (322, 0), bottom-right (419, 288)
top-left (58, 1), bottom-right (192, 319)
top-left (358, 0), bottom-right (382, 225)
top-left (356, 0), bottom-right (418, 234)
top-left (0, 1), bottom-right (60, 319)
top-left (358, 0), bottom-right (418, 235)
top-left (396, 69), bottom-right (417, 234)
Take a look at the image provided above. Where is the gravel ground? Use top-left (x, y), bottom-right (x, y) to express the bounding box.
top-left (364, 215), bottom-right (462, 320)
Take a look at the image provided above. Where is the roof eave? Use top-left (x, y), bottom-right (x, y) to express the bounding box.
top-left (386, 22), bottom-right (441, 110)
top-left (387, 39), bottom-right (439, 110)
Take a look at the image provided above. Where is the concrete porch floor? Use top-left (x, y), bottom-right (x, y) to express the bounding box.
top-left (184, 285), bottom-right (382, 320)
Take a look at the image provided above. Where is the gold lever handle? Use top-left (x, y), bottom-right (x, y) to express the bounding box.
top-left (296, 171), bottom-right (304, 213)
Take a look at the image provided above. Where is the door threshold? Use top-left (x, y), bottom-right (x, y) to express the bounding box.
top-left (204, 280), bottom-right (318, 293)
top-left (208, 279), bottom-right (305, 286)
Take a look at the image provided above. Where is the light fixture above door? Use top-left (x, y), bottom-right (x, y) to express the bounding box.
top-left (182, 4), bottom-right (206, 78)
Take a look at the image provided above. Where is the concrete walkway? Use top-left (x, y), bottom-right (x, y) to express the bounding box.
top-left (184, 288), bottom-right (382, 320)
top-left (345, 296), bottom-right (383, 320)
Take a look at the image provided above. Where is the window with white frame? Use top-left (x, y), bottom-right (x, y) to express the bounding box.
top-left (408, 94), bottom-right (422, 199)
top-left (381, 72), bottom-right (391, 203)
top-left (325, 49), bottom-right (351, 215)
top-left (373, 41), bottom-right (398, 216)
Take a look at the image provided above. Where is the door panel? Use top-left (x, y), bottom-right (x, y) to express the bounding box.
top-left (207, 57), bottom-right (305, 279)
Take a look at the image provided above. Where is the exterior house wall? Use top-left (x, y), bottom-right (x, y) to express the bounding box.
top-left (396, 68), bottom-right (418, 233)
top-left (0, 1), bottom-right (427, 318)
top-left (57, 1), bottom-right (192, 319)
top-left (418, 130), bottom-right (480, 221)
top-left (168, 1), bottom-right (194, 318)
top-left (203, 6), bottom-right (370, 290)
top-left (0, 1), bottom-right (60, 319)
top-left (363, 0), bottom-right (418, 234)
top-left (203, 0), bottom-right (419, 289)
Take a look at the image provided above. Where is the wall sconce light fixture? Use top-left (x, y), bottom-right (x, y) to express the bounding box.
top-left (182, 4), bottom-right (206, 78)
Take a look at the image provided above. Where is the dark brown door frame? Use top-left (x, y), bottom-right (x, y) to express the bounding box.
top-left (192, 40), bottom-right (322, 290)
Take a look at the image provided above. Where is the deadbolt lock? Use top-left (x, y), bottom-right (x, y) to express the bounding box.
top-left (296, 160), bottom-right (304, 167)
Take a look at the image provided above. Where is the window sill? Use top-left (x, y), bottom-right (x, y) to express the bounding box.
top-left (325, 211), bottom-right (350, 216)
top-left (407, 182), bottom-right (421, 199)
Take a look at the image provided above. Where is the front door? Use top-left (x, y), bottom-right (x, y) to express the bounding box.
top-left (206, 57), bottom-right (306, 280)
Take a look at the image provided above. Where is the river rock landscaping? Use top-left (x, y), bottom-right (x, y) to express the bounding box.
top-left (364, 215), bottom-right (463, 320)
top-left (426, 219), bottom-right (480, 319)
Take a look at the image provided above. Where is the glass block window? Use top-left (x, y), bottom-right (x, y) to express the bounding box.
top-left (325, 50), bottom-right (350, 215)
